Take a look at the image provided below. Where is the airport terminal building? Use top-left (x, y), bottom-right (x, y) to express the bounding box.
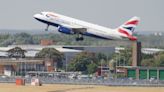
top-left (0, 45), bottom-right (115, 76)
top-left (0, 43), bottom-right (164, 80)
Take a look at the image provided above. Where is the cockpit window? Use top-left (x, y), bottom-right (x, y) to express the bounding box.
top-left (40, 13), bottom-right (43, 15)
top-left (46, 14), bottom-right (50, 17)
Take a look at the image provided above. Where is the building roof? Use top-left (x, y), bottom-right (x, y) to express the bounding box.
top-left (0, 45), bottom-right (82, 57)
top-left (115, 47), bottom-right (164, 54)
top-left (0, 58), bottom-right (43, 65)
top-left (142, 48), bottom-right (164, 54)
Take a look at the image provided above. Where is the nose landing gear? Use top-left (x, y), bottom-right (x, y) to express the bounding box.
top-left (45, 24), bottom-right (49, 31)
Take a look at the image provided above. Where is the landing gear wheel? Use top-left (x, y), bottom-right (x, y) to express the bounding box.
top-left (80, 37), bottom-right (84, 41)
top-left (75, 33), bottom-right (84, 41)
top-left (76, 37), bottom-right (84, 41)
top-left (76, 38), bottom-right (80, 41)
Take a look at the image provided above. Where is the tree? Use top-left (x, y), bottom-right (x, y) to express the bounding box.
top-left (7, 47), bottom-right (26, 58)
top-left (14, 33), bottom-right (34, 45)
top-left (141, 58), bottom-right (155, 66)
top-left (35, 48), bottom-right (64, 69)
top-left (87, 63), bottom-right (97, 74)
top-left (68, 52), bottom-right (99, 74)
top-left (141, 52), bottom-right (164, 67)
top-left (159, 53), bottom-right (164, 66)
top-left (112, 48), bottom-right (132, 66)
top-left (96, 53), bottom-right (108, 65)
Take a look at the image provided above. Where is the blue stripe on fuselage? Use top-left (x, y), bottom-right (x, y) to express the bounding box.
top-left (84, 32), bottom-right (113, 40)
top-left (35, 18), bottom-right (59, 27)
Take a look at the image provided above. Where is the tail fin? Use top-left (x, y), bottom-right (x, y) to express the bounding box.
top-left (118, 16), bottom-right (140, 41)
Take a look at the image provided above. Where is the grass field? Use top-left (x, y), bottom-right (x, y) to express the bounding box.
top-left (0, 83), bottom-right (164, 92)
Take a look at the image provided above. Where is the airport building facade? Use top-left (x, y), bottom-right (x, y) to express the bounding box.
top-left (0, 43), bottom-right (164, 80)
top-left (116, 66), bottom-right (164, 80)
top-left (0, 45), bottom-right (115, 76)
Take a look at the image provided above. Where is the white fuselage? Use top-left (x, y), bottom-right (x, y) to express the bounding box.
top-left (34, 12), bottom-right (139, 41)
top-left (54, 13), bottom-right (121, 39)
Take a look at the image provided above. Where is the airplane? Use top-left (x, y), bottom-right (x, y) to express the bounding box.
top-left (34, 12), bottom-right (140, 41)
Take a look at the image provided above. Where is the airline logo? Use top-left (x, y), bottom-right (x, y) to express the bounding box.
top-left (118, 28), bottom-right (137, 41)
top-left (123, 27), bottom-right (134, 32)
top-left (47, 13), bottom-right (58, 18)
top-left (119, 17), bottom-right (139, 33)
top-left (125, 20), bottom-right (139, 25)
top-left (118, 28), bottom-right (131, 37)
top-left (46, 12), bottom-right (59, 20)
top-left (118, 18), bottom-right (139, 41)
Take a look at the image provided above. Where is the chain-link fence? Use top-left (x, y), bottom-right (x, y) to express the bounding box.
top-left (1, 76), bottom-right (164, 87)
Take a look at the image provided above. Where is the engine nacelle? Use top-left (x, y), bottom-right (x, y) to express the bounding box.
top-left (58, 26), bottom-right (73, 34)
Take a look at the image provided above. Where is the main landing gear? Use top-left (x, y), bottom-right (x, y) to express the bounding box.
top-left (76, 34), bottom-right (84, 41)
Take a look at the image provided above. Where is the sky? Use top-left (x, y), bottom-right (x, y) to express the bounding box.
top-left (0, 0), bottom-right (164, 32)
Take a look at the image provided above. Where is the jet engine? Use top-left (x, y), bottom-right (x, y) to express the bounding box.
top-left (58, 26), bottom-right (74, 34)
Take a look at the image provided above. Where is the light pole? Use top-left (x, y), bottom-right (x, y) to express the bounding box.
top-left (65, 53), bottom-right (68, 72)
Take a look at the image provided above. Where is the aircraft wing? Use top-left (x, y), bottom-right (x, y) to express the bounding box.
top-left (60, 23), bottom-right (87, 34)
top-left (60, 23), bottom-right (83, 28)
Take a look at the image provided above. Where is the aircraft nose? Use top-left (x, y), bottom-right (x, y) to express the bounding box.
top-left (33, 14), bottom-right (40, 19)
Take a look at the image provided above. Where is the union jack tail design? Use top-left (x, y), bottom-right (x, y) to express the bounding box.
top-left (118, 16), bottom-right (140, 41)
